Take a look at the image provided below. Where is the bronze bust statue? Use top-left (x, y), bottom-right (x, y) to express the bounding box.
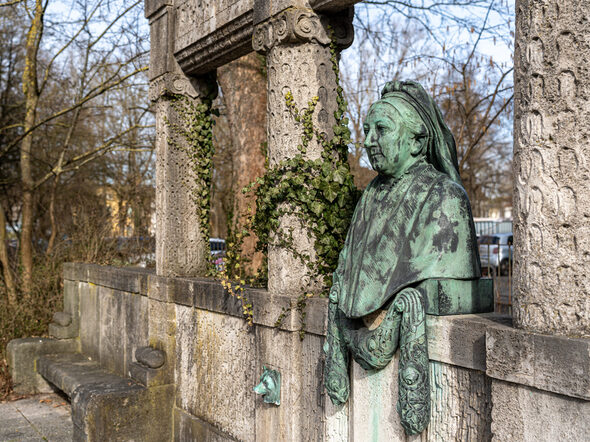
top-left (323, 80), bottom-right (481, 434)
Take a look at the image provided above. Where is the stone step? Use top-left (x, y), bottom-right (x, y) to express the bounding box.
top-left (36, 352), bottom-right (175, 441)
top-left (37, 353), bottom-right (143, 398)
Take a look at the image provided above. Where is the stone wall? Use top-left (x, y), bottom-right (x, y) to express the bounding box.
top-left (61, 263), bottom-right (590, 441)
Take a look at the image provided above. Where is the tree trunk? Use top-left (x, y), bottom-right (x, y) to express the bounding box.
top-left (45, 174), bottom-right (59, 256)
top-left (0, 200), bottom-right (17, 305)
top-left (217, 53), bottom-right (267, 275)
top-left (20, 0), bottom-right (44, 296)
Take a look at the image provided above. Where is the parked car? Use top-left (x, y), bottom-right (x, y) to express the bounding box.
top-left (210, 238), bottom-right (226, 271)
top-left (210, 238), bottom-right (226, 257)
top-left (479, 233), bottom-right (513, 276)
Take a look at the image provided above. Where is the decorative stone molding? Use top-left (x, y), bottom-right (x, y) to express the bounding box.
top-left (149, 72), bottom-right (217, 102)
top-left (175, 9), bottom-right (254, 75)
top-left (252, 7), bottom-right (354, 54)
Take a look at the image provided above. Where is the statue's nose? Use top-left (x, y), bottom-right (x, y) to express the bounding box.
top-left (364, 128), bottom-right (377, 149)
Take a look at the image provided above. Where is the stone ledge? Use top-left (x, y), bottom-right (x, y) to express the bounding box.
top-left (63, 263), bottom-right (150, 295)
top-left (61, 264), bottom-right (507, 346)
top-left (37, 353), bottom-right (143, 398)
top-left (147, 272), bottom-right (328, 335)
top-left (486, 323), bottom-right (590, 400)
top-left (63, 263), bottom-right (328, 335)
top-left (427, 313), bottom-right (511, 372)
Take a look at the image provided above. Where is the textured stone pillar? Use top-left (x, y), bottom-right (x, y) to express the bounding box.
top-left (253, 8), bottom-right (353, 296)
top-left (513, 0), bottom-right (590, 337)
top-left (147, 2), bottom-right (217, 277)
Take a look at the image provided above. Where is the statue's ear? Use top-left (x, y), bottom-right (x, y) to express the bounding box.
top-left (411, 127), bottom-right (428, 157)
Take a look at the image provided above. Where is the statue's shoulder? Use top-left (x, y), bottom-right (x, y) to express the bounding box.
top-left (427, 168), bottom-right (470, 203)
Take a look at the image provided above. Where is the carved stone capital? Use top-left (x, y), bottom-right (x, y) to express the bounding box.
top-left (253, 7), bottom-right (354, 54)
top-left (149, 72), bottom-right (217, 102)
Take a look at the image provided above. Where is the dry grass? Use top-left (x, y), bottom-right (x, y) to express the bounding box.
top-left (0, 210), bottom-right (154, 399)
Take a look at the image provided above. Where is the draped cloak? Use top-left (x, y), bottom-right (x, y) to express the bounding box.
top-left (333, 162), bottom-right (481, 318)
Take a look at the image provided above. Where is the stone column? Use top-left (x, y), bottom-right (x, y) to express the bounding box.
top-left (513, 0), bottom-right (590, 337)
top-left (253, 8), bottom-right (353, 296)
top-left (146, 2), bottom-right (217, 277)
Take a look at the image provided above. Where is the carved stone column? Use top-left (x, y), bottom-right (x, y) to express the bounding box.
top-left (147, 2), bottom-right (217, 277)
top-left (253, 8), bottom-right (353, 296)
top-left (513, 0), bottom-right (590, 336)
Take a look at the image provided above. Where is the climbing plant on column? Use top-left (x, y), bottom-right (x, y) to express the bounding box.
top-left (246, 39), bottom-right (360, 291)
top-left (166, 94), bottom-right (218, 241)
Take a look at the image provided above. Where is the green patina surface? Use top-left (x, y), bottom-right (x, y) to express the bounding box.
top-left (253, 367), bottom-right (281, 406)
top-left (324, 80), bottom-right (485, 435)
top-left (421, 277), bottom-right (493, 315)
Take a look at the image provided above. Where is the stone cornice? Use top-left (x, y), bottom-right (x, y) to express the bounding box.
top-left (252, 7), bottom-right (353, 54)
top-left (174, 10), bottom-right (254, 76)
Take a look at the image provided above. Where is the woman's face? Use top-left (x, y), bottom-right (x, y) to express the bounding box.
top-left (363, 102), bottom-right (421, 178)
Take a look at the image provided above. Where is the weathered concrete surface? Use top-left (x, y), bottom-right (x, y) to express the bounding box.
top-left (37, 353), bottom-right (142, 398)
top-left (147, 297), bottom-right (177, 386)
top-left (161, 0), bottom-right (359, 75)
top-left (174, 407), bottom-right (237, 441)
top-left (255, 326), bottom-right (325, 441)
top-left (350, 358), bottom-right (491, 442)
top-left (78, 283), bottom-right (149, 379)
top-left (60, 263), bottom-right (331, 333)
top-left (64, 263), bottom-right (151, 294)
top-left (174, 0), bottom-right (254, 75)
top-left (72, 381), bottom-right (174, 442)
top-left (98, 286), bottom-right (126, 375)
top-left (486, 322), bottom-right (590, 400)
top-left (513, 0), bottom-right (590, 337)
top-left (48, 279), bottom-right (80, 339)
top-left (350, 355), bottom-right (404, 441)
top-left (79, 282), bottom-right (100, 362)
top-left (427, 362), bottom-right (491, 442)
top-left (324, 399), bottom-right (349, 441)
top-left (146, 3), bottom-right (178, 81)
top-left (148, 2), bottom-right (217, 278)
top-left (19, 263), bottom-right (589, 441)
top-left (33, 352), bottom-right (173, 442)
top-left (7, 338), bottom-right (78, 395)
top-left (491, 380), bottom-right (590, 442)
top-left (175, 305), bottom-right (256, 441)
top-left (426, 313), bottom-right (511, 372)
top-left (0, 394), bottom-right (73, 442)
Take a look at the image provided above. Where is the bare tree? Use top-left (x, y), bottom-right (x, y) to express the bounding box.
top-left (0, 0), bottom-right (150, 297)
top-left (340, 0), bottom-right (514, 208)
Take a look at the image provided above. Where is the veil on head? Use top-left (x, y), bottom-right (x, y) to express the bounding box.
top-left (378, 80), bottom-right (463, 186)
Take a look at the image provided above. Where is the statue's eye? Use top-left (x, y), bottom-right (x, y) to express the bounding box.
top-left (377, 124), bottom-right (387, 135)
top-left (363, 125), bottom-right (369, 135)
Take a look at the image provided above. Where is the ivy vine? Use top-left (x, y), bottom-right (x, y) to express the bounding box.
top-left (246, 38), bottom-right (360, 291)
top-left (165, 94), bottom-right (217, 241)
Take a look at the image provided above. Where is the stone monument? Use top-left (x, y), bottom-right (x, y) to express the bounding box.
top-left (6, 1), bottom-right (590, 441)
